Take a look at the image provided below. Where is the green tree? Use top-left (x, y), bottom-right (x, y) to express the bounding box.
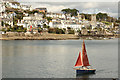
top-left (11, 1), bottom-right (20, 5)
top-left (2, 28), bottom-right (6, 32)
top-left (23, 28), bottom-right (27, 32)
top-left (48, 28), bottom-right (56, 33)
top-left (43, 24), bottom-right (47, 28)
top-left (55, 28), bottom-right (65, 34)
top-left (43, 13), bottom-right (46, 18)
top-left (80, 13), bottom-right (91, 21)
top-left (70, 9), bottom-right (79, 16)
top-left (48, 28), bottom-right (65, 34)
top-left (28, 10), bottom-right (39, 14)
top-left (38, 27), bottom-right (43, 33)
top-left (61, 8), bottom-right (71, 14)
top-left (61, 8), bottom-right (79, 17)
top-left (6, 28), bottom-right (10, 32)
top-left (46, 17), bottom-right (52, 24)
top-left (15, 11), bottom-right (25, 20)
top-left (84, 14), bottom-right (91, 21)
top-left (96, 12), bottom-right (108, 21)
top-left (1, 21), bottom-right (4, 26)
top-left (68, 30), bottom-right (74, 34)
top-left (77, 29), bottom-right (81, 34)
top-left (67, 27), bottom-right (71, 30)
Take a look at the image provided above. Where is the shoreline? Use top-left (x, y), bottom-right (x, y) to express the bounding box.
top-left (0, 37), bottom-right (79, 40)
top-left (0, 33), bottom-right (118, 40)
top-left (0, 34), bottom-right (79, 40)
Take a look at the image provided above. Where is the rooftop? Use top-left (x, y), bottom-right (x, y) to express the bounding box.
top-left (36, 8), bottom-right (47, 10)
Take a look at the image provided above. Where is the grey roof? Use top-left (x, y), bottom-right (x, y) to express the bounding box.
top-left (36, 8), bottom-right (47, 10)
top-left (3, 0), bottom-right (15, 2)
top-left (2, 18), bottom-right (13, 21)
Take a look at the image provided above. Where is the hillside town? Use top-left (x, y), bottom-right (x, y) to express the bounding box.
top-left (0, 0), bottom-right (119, 40)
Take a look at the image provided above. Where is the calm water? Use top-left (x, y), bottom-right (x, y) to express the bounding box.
top-left (2, 39), bottom-right (118, 78)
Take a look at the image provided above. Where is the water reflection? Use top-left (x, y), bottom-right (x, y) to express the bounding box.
top-left (76, 74), bottom-right (95, 80)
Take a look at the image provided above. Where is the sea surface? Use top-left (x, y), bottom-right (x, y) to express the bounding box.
top-left (2, 39), bottom-right (118, 78)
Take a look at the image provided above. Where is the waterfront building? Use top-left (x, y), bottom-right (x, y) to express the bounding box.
top-left (49, 20), bottom-right (82, 31)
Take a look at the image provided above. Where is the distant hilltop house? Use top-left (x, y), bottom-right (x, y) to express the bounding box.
top-left (0, 0), bottom-right (5, 13)
top-left (0, 0), bottom-right (32, 12)
top-left (46, 12), bottom-right (66, 19)
top-left (0, 11), bottom-right (16, 28)
top-left (3, 0), bottom-right (15, 2)
top-left (2, 18), bottom-right (13, 28)
top-left (46, 12), bottom-right (82, 21)
top-left (20, 5), bottom-right (32, 11)
top-left (1, 12), bottom-right (14, 19)
top-left (35, 8), bottom-right (47, 13)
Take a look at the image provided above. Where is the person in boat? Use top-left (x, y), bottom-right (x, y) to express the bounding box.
top-left (82, 66), bottom-right (89, 69)
top-left (85, 66), bottom-right (89, 69)
top-left (82, 66), bottom-right (83, 68)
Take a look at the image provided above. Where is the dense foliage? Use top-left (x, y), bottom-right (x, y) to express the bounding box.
top-left (61, 8), bottom-right (79, 16)
top-left (48, 28), bottom-right (65, 34)
top-left (2, 25), bottom-right (27, 32)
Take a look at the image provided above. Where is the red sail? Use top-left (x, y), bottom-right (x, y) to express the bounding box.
top-left (75, 51), bottom-right (82, 67)
top-left (82, 40), bottom-right (90, 66)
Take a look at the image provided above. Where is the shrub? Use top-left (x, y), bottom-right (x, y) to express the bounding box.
top-left (68, 30), bottom-right (74, 34)
top-left (48, 28), bottom-right (65, 34)
top-left (48, 28), bottom-right (56, 33)
top-left (56, 28), bottom-right (65, 34)
top-left (2, 28), bottom-right (6, 32)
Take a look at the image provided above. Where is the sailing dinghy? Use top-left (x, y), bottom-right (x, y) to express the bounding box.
top-left (74, 40), bottom-right (96, 75)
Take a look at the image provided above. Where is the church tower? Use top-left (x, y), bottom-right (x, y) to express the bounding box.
top-left (91, 14), bottom-right (96, 22)
top-left (77, 12), bottom-right (81, 20)
top-left (90, 14), bottom-right (97, 29)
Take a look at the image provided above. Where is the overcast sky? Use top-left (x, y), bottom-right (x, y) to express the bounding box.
top-left (17, 0), bottom-right (119, 18)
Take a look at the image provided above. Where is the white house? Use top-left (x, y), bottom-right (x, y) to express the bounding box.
top-left (19, 13), bottom-right (46, 31)
top-left (0, 0), bottom-right (5, 13)
top-left (49, 20), bottom-right (82, 31)
top-left (46, 12), bottom-right (65, 19)
top-left (20, 5), bottom-right (32, 11)
top-left (2, 18), bottom-right (13, 27)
